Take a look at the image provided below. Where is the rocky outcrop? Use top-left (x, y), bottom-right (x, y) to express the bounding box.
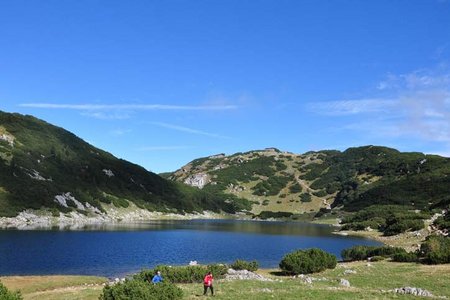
top-left (0, 132), bottom-right (14, 146)
top-left (102, 169), bottom-right (115, 177)
top-left (224, 269), bottom-right (273, 281)
top-left (184, 173), bottom-right (209, 189)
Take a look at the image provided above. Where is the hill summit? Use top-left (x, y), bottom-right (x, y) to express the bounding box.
top-left (0, 111), bottom-right (248, 222)
top-left (169, 146), bottom-right (450, 215)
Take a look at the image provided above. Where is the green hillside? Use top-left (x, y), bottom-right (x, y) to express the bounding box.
top-left (0, 111), bottom-right (250, 217)
top-left (169, 146), bottom-right (450, 215)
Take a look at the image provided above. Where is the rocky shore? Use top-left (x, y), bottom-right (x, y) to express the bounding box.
top-left (0, 204), bottom-right (227, 230)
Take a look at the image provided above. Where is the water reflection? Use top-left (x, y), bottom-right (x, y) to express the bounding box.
top-left (68, 219), bottom-right (334, 237)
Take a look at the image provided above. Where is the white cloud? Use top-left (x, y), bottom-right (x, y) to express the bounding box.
top-left (310, 68), bottom-right (450, 146)
top-left (152, 122), bottom-right (230, 139)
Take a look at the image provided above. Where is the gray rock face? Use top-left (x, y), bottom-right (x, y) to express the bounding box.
top-left (0, 133), bottom-right (14, 146)
top-left (183, 173), bottom-right (209, 189)
top-left (393, 287), bottom-right (433, 297)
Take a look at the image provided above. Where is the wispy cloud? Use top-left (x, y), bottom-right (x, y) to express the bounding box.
top-left (109, 129), bottom-right (132, 136)
top-left (136, 145), bottom-right (193, 151)
top-left (308, 99), bottom-right (397, 115)
top-left (19, 103), bottom-right (238, 111)
top-left (152, 122), bottom-right (230, 139)
top-left (309, 68), bottom-right (450, 145)
top-left (81, 111), bottom-right (132, 120)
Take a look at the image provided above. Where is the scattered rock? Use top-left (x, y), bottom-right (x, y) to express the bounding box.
top-left (225, 269), bottom-right (273, 281)
top-left (393, 287), bottom-right (433, 297)
top-left (340, 279), bottom-right (350, 287)
top-left (344, 269), bottom-right (357, 275)
top-left (102, 169), bottom-right (115, 177)
top-left (295, 274), bottom-right (313, 284)
top-left (189, 260), bottom-right (198, 266)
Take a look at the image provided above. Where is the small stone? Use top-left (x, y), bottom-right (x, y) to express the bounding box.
top-left (340, 279), bottom-right (350, 287)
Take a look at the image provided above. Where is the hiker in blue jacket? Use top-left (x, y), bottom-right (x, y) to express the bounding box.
top-left (151, 271), bottom-right (163, 284)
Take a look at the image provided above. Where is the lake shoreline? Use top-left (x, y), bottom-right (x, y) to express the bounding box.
top-left (0, 205), bottom-right (239, 230)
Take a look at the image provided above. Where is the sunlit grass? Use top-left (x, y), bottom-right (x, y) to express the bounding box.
top-left (2, 261), bottom-right (449, 300)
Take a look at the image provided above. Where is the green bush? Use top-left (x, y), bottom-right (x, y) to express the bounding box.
top-left (252, 176), bottom-right (290, 196)
top-left (230, 259), bottom-right (259, 272)
top-left (135, 264), bottom-right (228, 284)
top-left (0, 282), bottom-right (23, 300)
top-left (289, 183), bottom-right (302, 193)
top-left (279, 248), bottom-right (337, 275)
top-left (420, 235), bottom-right (450, 264)
top-left (99, 280), bottom-right (182, 300)
top-left (340, 205), bottom-right (428, 235)
top-left (341, 245), bottom-right (406, 261)
top-left (392, 252), bottom-right (419, 262)
top-left (383, 217), bottom-right (424, 236)
top-left (300, 193), bottom-right (312, 202)
top-left (256, 211), bottom-right (293, 220)
top-left (434, 212), bottom-right (450, 232)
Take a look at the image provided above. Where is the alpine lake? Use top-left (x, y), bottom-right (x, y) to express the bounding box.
top-left (0, 219), bottom-right (381, 278)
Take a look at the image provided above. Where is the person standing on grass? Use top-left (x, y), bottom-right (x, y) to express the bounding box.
top-left (203, 271), bottom-right (214, 296)
top-left (151, 271), bottom-right (163, 284)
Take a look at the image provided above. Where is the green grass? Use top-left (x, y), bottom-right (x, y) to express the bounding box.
top-left (0, 275), bottom-right (107, 299)
top-left (2, 262), bottom-right (449, 300)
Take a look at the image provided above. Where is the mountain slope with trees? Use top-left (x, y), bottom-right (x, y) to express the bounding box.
top-left (0, 111), bottom-right (250, 218)
top-left (169, 146), bottom-right (450, 216)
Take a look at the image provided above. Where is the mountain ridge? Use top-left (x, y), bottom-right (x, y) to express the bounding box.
top-left (0, 110), bottom-right (249, 220)
top-left (168, 145), bottom-right (450, 216)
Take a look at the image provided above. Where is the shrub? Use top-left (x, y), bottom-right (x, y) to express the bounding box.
top-left (230, 259), bottom-right (259, 272)
top-left (341, 245), bottom-right (406, 261)
top-left (0, 282), bottom-right (23, 300)
top-left (392, 252), bottom-right (419, 262)
top-left (289, 183), bottom-right (302, 193)
top-left (383, 218), bottom-right (424, 236)
top-left (256, 211), bottom-right (293, 220)
top-left (279, 248), bottom-right (337, 275)
top-left (341, 245), bottom-right (373, 261)
top-left (300, 193), bottom-right (312, 202)
top-left (420, 235), bottom-right (450, 264)
top-left (135, 264), bottom-right (228, 284)
top-left (434, 213), bottom-right (450, 232)
top-left (99, 280), bottom-right (182, 300)
top-left (341, 205), bottom-right (428, 235)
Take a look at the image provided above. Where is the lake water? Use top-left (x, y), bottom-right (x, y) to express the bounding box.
top-left (0, 219), bottom-right (381, 278)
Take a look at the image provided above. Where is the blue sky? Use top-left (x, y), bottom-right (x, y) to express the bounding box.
top-left (1, 0), bottom-right (450, 173)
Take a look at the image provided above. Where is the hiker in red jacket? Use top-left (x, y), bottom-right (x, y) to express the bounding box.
top-left (203, 271), bottom-right (214, 296)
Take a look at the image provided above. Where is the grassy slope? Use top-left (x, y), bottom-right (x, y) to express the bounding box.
top-left (170, 146), bottom-right (450, 216)
top-left (0, 276), bottom-right (107, 300)
top-left (171, 150), bottom-right (333, 215)
top-left (2, 262), bottom-right (449, 299)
